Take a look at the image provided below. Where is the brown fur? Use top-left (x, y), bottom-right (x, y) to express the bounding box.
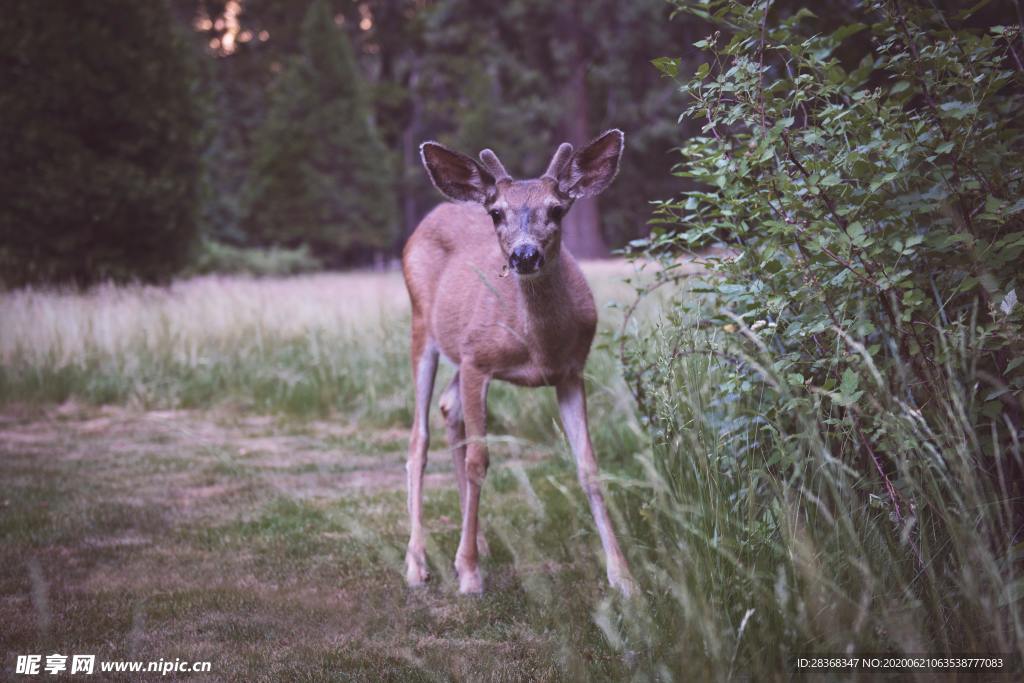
top-left (402, 132), bottom-right (636, 596)
top-left (404, 202), bottom-right (596, 386)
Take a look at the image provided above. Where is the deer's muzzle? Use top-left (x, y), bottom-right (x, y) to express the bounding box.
top-left (509, 244), bottom-right (544, 275)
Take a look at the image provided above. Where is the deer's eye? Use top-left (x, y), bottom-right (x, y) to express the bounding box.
top-left (548, 206), bottom-right (564, 222)
top-left (488, 209), bottom-right (504, 224)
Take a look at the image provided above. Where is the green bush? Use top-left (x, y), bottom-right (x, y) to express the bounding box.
top-left (633, 0), bottom-right (1023, 503)
top-left (639, 0), bottom-right (1022, 444)
top-left (603, 0), bottom-right (1024, 674)
top-left (0, 0), bottom-right (201, 286)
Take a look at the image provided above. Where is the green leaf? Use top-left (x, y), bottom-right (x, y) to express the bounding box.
top-left (831, 23), bottom-right (868, 44)
top-left (938, 100), bottom-right (978, 119)
top-left (840, 368), bottom-right (860, 398)
top-left (651, 57), bottom-right (679, 78)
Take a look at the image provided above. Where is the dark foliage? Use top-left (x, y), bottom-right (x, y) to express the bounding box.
top-left (241, 0), bottom-right (398, 264)
top-left (637, 0), bottom-right (1024, 621)
top-left (190, 0), bottom-right (711, 259)
top-left (0, 0), bottom-right (202, 286)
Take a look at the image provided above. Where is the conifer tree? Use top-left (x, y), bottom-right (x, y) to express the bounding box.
top-left (243, 0), bottom-right (397, 263)
top-left (0, 0), bottom-right (201, 285)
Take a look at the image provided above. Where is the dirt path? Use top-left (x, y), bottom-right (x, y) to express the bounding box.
top-left (0, 404), bottom-right (605, 680)
top-left (1, 403), bottom-right (443, 504)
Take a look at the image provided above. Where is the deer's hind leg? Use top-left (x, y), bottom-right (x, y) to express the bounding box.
top-left (405, 324), bottom-right (438, 587)
top-left (439, 371), bottom-right (489, 557)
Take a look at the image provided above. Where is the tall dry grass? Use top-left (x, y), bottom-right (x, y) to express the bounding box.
top-left (0, 273), bottom-right (408, 368)
top-left (0, 273), bottom-right (404, 419)
top-left (0, 264), bottom-right (654, 458)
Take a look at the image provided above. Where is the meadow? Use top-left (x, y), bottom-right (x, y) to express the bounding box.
top-left (0, 263), bottom-right (669, 680)
top-left (2, 261), bottom-right (1022, 681)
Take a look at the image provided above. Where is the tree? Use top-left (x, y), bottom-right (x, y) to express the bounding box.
top-left (0, 0), bottom-right (202, 286)
top-left (242, 0), bottom-right (397, 264)
top-left (388, 0), bottom-right (704, 254)
top-left (171, 0), bottom-right (712, 257)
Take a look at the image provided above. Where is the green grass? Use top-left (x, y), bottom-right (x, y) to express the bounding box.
top-left (2, 265), bottom-right (1021, 680)
top-left (0, 265), bottom-right (661, 680)
top-left (0, 406), bottom-right (642, 680)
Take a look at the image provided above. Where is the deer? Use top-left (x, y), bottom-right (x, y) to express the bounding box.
top-left (401, 129), bottom-right (637, 596)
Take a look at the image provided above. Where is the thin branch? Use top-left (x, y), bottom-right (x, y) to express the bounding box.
top-left (757, 0), bottom-right (772, 134)
top-left (850, 412), bottom-right (926, 571)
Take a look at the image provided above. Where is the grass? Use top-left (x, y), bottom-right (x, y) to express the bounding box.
top-left (0, 266), bottom-right (649, 459)
top-left (2, 263), bottom-right (1022, 680)
top-left (0, 263), bottom-right (665, 680)
top-left (0, 272), bottom-right (413, 420)
top-left (0, 401), bottom-right (641, 680)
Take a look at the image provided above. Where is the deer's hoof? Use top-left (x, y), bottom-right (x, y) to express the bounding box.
top-left (454, 559), bottom-right (483, 594)
top-left (608, 569), bottom-right (639, 598)
top-left (405, 551), bottom-right (430, 587)
top-left (458, 569), bottom-right (484, 594)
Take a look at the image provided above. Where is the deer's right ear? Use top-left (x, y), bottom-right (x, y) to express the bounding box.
top-left (420, 142), bottom-right (496, 204)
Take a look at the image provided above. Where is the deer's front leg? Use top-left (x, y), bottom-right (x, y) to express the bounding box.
top-left (557, 376), bottom-right (637, 596)
top-left (439, 372), bottom-right (489, 557)
top-left (454, 364), bottom-right (489, 594)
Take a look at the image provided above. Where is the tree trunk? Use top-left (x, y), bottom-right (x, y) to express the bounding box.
top-left (560, 0), bottom-right (608, 259)
top-left (400, 57), bottom-right (421, 241)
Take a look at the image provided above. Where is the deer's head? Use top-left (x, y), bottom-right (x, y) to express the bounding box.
top-left (420, 130), bottom-right (624, 277)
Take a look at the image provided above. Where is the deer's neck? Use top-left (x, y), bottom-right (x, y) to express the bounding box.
top-left (515, 252), bottom-right (571, 323)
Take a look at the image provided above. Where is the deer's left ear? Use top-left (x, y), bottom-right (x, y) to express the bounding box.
top-left (558, 129), bottom-right (624, 199)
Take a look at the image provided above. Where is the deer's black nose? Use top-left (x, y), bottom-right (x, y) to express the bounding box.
top-left (509, 244), bottom-right (544, 274)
